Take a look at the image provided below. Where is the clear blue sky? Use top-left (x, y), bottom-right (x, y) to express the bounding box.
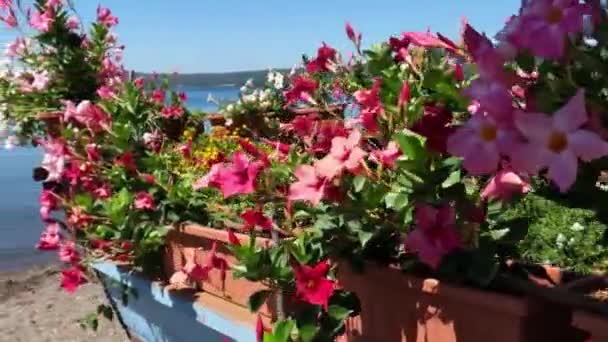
top-left (71, 1), bottom-right (520, 73)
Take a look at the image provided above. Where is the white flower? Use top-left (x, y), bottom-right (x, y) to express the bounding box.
top-left (273, 73), bottom-right (284, 89)
top-left (225, 118), bottom-right (233, 127)
top-left (240, 86), bottom-right (248, 93)
top-left (261, 100), bottom-right (271, 108)
top-left (266, 70), bottom-right (275, 83)
top-left (567, 237), bottom-right (576, 246)
top-left (226, 104), bottom-right (234, 112)
top-left (556, 233), bottom-right (567, 248)
top-left (242, 94), bottom-right (255, 103)
top-left (570, 222), bottom-right (585, 232)
top-left (245, 78), bottom-right (254, 88)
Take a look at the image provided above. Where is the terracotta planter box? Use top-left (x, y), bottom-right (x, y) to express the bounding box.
top-left (563, 276), bottom-right (608, 341)
top-left (573, 311), bottom-right (608, 342)
top-left (338, 264), bottom-right (581, 342)
top-left (164, 224), bottom-right (281, 318)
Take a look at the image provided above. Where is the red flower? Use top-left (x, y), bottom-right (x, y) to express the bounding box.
top-left (293, 260), bottom-right (335, 309)
top-left (141, 173), bottom-right (156, 184)
top-left (284, 76), bottom-right (318, 105)
top-left (134, 192), bottom-right (155, 211)
top-left (116, 151), bottom-right (137, 172)
top-left (178, 92), bottom-right (187, 102)
top-left (59, 241), bottom-right (81, 264)
top-left (151, 89), bottom-right (165, 104)
top-left (39, 190), bottom-right (58, 220)
top-left (241, 210), bottom-right (273, 231)
top-left (227, 229), bottom-right (241, 246)
top-left (345, 21), bottom-right (362, 50)
top-left (67, 207), bottom-right (93, 228)
top-left (411, 104), bottom-right (454, 154)
top-left (61, 266), bottom-right (86, 294)
top-left (36, 223), bottom-right (61, 250)
top-left (389, 35), bottom-right (410, 62)
top-left (306, 43), bottom-right (337, 73)
top-left (90, 239), bottom-right (113, 251)
top-left (86, 143), bottom-right (101, 162)
top-left (403, 31), bottom-right (458, 53)
top-left (161, 105), bottom-right (184, 119)
top-left (256, 315), bottom-right (269, 342)
top-left (354, 78), bottom-right (383, 134)
top-left (133, 77), bottom-right (144, 89)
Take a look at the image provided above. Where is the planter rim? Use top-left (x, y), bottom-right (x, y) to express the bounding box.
top-left (342, 263), bottom-right (538, 317)
top-left (572, 309), bottom-right (608, 333)
top-left (173, 223), bottom-right (272, 247)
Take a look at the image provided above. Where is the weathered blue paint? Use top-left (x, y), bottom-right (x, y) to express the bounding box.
top-left (93, 262), bottom-right (257, 342)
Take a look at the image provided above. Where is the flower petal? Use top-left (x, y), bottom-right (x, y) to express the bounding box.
top-left (514, 111), bottom-right (553, 142)
top-left (554, 89), bottom-right (587, 132)
top-left (547, 150), bottom-right (578, 192)
top-left (568, 129), bottom-right (608, 161)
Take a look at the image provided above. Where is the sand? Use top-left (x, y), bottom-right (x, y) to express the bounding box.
top-left (0, 265), bottom-right (129, 342)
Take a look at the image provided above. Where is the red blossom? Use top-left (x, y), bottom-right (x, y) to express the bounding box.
top-left (134, 192), bottom-right (155, 211)
top-left (293, 260), bottom-right (335, 309)
top-left (411, 104), bottom-right (454, 154)
top-left (241, 209), bottom-right (273, 231)
top-left (284, 76), bottom-right (318, 105)
top-left (36, 223), bottom-right (61, 250)
top-left (354, 78), bottom-right (383, 134)
top-left (116, 151), bottom-right (137, 172)
top-left (161, 105), bottom-right (184, 119)
top-left (306, 43), bottom-right (338, 73)
top-left (141, 173), bottom-right (156, 184)
top-left (59, 241), bottom-right (81, 264)
top-left (151, 89), bottom-right (165, 104)
top-left (61, 266), bottom-right (87, 294)
top-left (227, 229), bottom-right (241, 246)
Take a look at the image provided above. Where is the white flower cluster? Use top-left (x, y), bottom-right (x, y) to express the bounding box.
top-left (222, 79), bottom-right (274, 118)
top-left (266, 70), bottom-right (284, 89)
top-left (0, 116), bottom-right (19, 149)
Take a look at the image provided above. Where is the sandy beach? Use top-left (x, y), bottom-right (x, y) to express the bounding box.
top-left (1, 265), bottom-right (128, 342)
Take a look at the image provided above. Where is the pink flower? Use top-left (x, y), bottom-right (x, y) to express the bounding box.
top-left (116, 151), bottom-right (137, 172)
top-left (193, 163), bottom-right (223, 190)
top-left (306, 43), bottom-right (337, 73)
top-left (447, 113), bottom-right (515, 175)
top-left (481, 165), bottom-right (531, 201)
top-left (241, 209), bottom-right (273, 231)
top-left (406, 204), bottom-right (461, 269)
top-left (93, 183), bottom-right (112, 199)
top-left (31, 70), bottom-right (49, 91)
top-left (36, 223), bottom-right (61, 250)
top-left (61, 266), bottom-right (86, 294)
top-left (97, 6), bottom-right (118, 27)
top-left (290, 113), bottom-right (318, 138)
top-left (178, 140), bottom-right (192, 159)
top-left (403, 31), bottom-right (458, 53)
top-left (151, 89), bottom-right (165, 104)
top-left (462, 24), bottom-right (506, 80)
top-left (46, 0), bottom-right (62, 8)
top-left (6, 37), bottom-right (28, 57)
top-left (59, 241), bottom-right (80, 264)
top-left (86, 143), bottom-right (101, 162)
top-left (97, 86), bottom-right (115, 99)
top-left (462, 78), bottom-right (513, 122)
top-left (133, 77), bottom-right (145, 89)
top-left (513, 89), bottom-right (608, 192)
top-left (293, 260), bottom-right (335, 309)
top-left (315, 130), bottom-right (367, 179)
top-left (134, 192), bottom-right (155, 211)
top-left (215, 152), bottom-right (265, 198)
top-left (161, 105), bottom-right (184, 119)
top-left (509, 0), bottom-right (590, 59)
top-left (30, 8), bottom-right (53, 32)
top-left (345, 21), bottom-right (362, 50)
top-left (41, 152), bottom-right (65, 183)
top-left (398, 82), bottom-right (410, 108)
top-left (284, 76), bottom-right (318, 105)
top-left (66, 15), bottom-right (79, 29)
top-left (0, 7), bottom-right (16, 27)
top-left (63, 100), bottom-right (111, 133)
top-left (39, 190), bottom-right (58, 220)
top-left (313, 120), bottom-right (348, 153)
top-left (288, 165), bottom-right (329, 206)
top-left (371, 141), bottom-right (401, 168)
top-left (142, 131), bottom-right (162, 152)
top-left (0, 0), bottom-right (12, 9)
top-left (389, 35), bottom-right (410, 62)
top-left (354, 78), bottom-right (383, 134)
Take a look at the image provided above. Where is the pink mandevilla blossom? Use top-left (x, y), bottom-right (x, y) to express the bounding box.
top-left (93, 183), bottom-right (112, 199)
top-left (447, 112), bottom-right (516, 175)
top-left (6, 37), bottom-right (28, 57)
top-left (0, 7), bottom-right (16, 27)
top-left (288, 165), bottom-right (329, 206)
top-left (315, 130), bottom-right (367, 179)
top-left (59, 241), bottom-right (80, 264)
top-left (354, 78), bottom-right (383, 134)
top-left (161, 105), bottom-right (184, 119)
top-left (30, 8), bottom-right (53, 32)
top-left (61, 266), bottom-right (86, 294)
top-left (241, 209), bottom-right (273, 231)
top-left (39, 190), bottom-right (58, 220)
top-left (97, 6), bottom-right (118, 27)
top-left (134, 192), bottom-right (155, 211)
top-left (345, 21), bottom-right (362, 50)
top-left (513, 89), bottom-right (608, 192)
top-left (64, 100), bottom-right (111, 133)
top-left (406, 204), bottom-right (461, 269)
top-left (193, 163), bottom-right (223, 190)
top-left (506, 0), bottom-right (590, 59)
top-left (371, 141), bottom-right (401, 169)
top-left (36, 223), bottom-right (61, 250)
top-left (214, 152), bottom-right (265, 198)
top-left (481, 164), bottom-right (531, 201)
top-left (284, 76), bottom-right (318, 105)
top-left (306, 43), bottom-right (337, 73)
top-left (403, 31), bottom-right (458, 53)
top-left (97, 85), bottom-right (115, 99)
top-left (0, 0), bottom-right (12, 9)
top-left (66, 15), bottom-right (79, 29)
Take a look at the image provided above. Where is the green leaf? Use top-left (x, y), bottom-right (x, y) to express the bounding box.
top-left (394, 132), bottom-right (426, 163)
top-left (327, 305), bottom-right (353, 321)
top-left (385, 192), bottom-right (409, 210)
top-left (74, 194), bottom-right (94, 211)
top-left (353, 176), bottom-right (367, 193)
top-left (488, 228), bottom-right (511, 241)
top-left (314, 214), bottom-right (336, 231)
top-left (248, 290), bottom-right (272, 312)
top-left (272, 319), bottom-right (295, 342)
top-left (298, 324), bottom-right (320, 342)
top-left (358, 231), bottom-right (373, 248)
top-left (441, 170), bottom-right (461, 188)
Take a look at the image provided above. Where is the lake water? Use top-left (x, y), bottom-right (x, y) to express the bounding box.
top-left (0, 86), bottom-right (239, 271)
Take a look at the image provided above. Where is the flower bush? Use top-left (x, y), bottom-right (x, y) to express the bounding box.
top-left (2, 0), bottom-right (608, 341)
